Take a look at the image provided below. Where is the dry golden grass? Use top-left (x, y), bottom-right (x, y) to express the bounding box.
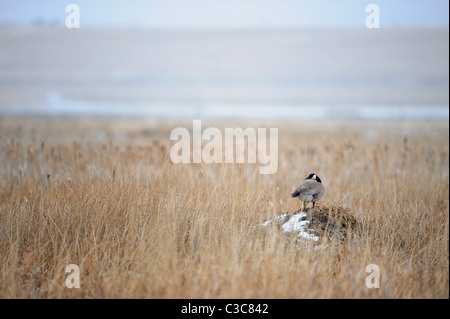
top-left (0, 116), bottom-right (448, 298)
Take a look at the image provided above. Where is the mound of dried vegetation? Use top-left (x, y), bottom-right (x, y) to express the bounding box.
top-left (262, 203), bottom-right (359, 247)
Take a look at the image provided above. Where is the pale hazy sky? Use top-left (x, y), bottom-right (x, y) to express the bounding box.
top-left (0, 0), bottom-right (448, 29)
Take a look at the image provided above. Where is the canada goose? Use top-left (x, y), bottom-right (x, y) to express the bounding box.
top-left (291, 173), bottom-right (325, 210)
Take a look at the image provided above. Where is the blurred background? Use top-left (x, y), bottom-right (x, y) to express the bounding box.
top-left (0, 0), bottom-right (448, 119)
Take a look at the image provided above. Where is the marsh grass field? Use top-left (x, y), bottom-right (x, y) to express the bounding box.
top-left (0, 116), bottom-right (448, 298)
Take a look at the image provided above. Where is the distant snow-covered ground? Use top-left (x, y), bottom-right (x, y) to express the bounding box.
top-left (0, 27), bottom-right (448, 119)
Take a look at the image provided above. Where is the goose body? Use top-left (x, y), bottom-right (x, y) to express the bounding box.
top-left (291, 173), bottom-right (325, 209)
